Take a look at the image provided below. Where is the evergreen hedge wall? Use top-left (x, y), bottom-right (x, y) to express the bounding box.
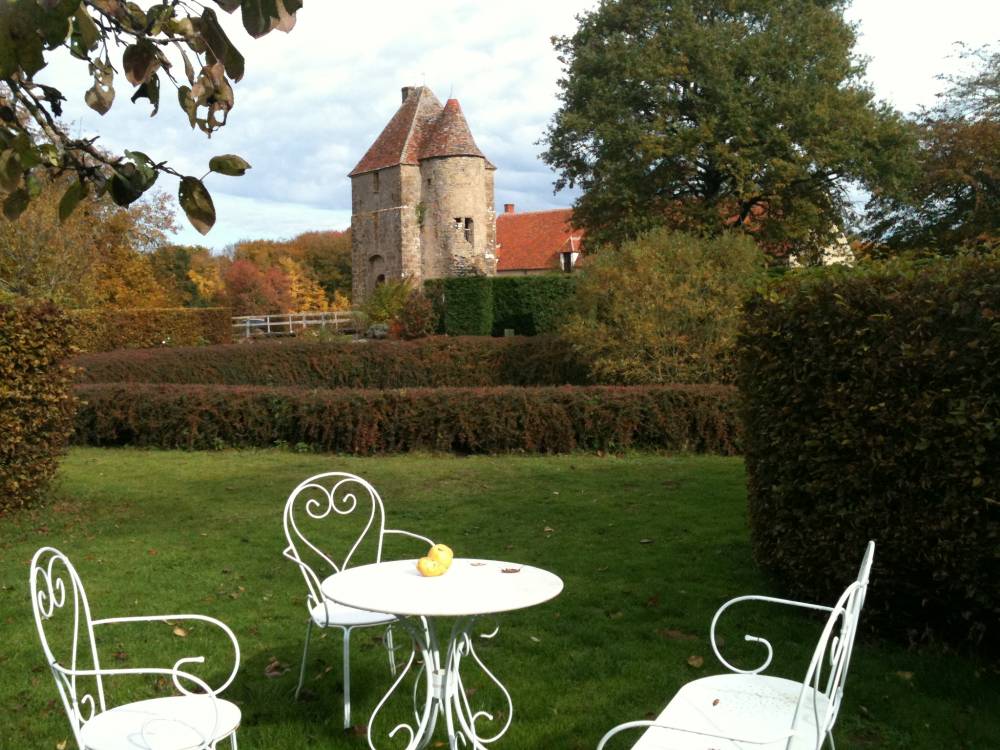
top-left (1, 303), bottom-right (77, 512)
top-left (73, 383), bottom-right (741, 456)
top-left (424, 275), bottom-right (577, 336)
top-left (739, 256), bottom-right (1000, 653)
top-left (69, 307), bottom-right (231, 352)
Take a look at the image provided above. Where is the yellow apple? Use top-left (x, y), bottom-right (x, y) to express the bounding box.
top-left (416, 557), bottom-right (446, 577)
top-left (427, 543), bottom-right (454, 569)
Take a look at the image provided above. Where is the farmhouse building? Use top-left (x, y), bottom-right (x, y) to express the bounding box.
top-left (349, 86), bottom-right (497, 302)
top-left (495, 205), bottom-right (585, 275)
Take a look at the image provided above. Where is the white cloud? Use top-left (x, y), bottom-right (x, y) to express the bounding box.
top-left (33, 0), bottom-right (1000, 249)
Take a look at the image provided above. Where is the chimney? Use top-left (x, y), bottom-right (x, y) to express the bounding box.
top-left (503, 203), bottom-right (515, 214)
top-left (401, 86), bottom-right (416, 102)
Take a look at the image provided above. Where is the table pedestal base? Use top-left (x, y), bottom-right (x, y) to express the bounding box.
top-left (367, 616), bottom-right (513, 750)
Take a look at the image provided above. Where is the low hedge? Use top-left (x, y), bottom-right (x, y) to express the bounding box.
top-left (73, 336), bottom-right (590, 388)
top-left (73, 383), bottom-right (741, 455)
top-left (69, 307), bottom-right (231, 352)
top-left (1, 302), bottom-right (77, 513)
top-left (739, 255), bottom-right (1000, 653)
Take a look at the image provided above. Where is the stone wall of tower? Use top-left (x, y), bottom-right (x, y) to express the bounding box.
top-left (418, 156), bottom-right (497, 279)
top-left (351, 166), bottom-right (406, 302)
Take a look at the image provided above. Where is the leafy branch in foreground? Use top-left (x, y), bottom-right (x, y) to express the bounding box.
top-left (0, 1), bottom-right (301, 233)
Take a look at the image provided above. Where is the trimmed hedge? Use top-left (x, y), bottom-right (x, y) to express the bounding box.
top-left (739, 256), bottom-right (1000, 652)
top-left (492, 275), bottom-right (576, 336)
top-left (73, 383), bottom-right (741, 455)
top-left (69, 307), bottom-right (231, 352)
top-left (424, 275), bottom-right (577, 336)
top-left (73, 336), bottom-right (590, 388)
top-left (1, 303), bottom-right (77, 513)
top-left (443, 277), bottom-right (493, 336)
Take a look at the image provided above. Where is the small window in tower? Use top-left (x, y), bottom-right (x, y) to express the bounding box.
top-left (376, 274), bottom-right (386, 286)
top-left (562, 252), bottom-right (573, 272)
top-left (373, 171), bottom-right (380, 193)
top-left (463, 217), bottom-right (474, 244)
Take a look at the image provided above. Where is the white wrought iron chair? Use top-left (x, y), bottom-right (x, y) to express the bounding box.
top-left (598, 541), bottom-right (875, 750)
top-left (282, 471), bottom-right (434, 729)
top-left (30, 546), bottom-right (241, 750)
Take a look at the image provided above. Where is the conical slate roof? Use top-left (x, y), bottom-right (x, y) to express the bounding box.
top-left (349, 88), bottom-right (493, 176)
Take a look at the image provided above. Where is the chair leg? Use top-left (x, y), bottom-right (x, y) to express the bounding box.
top-left (343, 628), bottom-right (352, 729)
top-left (386, 623), bottom-right (397, 676)
top-left (231, 731), bottom-right (238, 749)
top-left (295, 618), bottom-right (313, 700)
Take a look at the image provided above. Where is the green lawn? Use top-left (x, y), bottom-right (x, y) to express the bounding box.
top-left (2, 449), bottom-right (997, 749)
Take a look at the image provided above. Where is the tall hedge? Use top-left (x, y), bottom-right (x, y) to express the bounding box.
top-left (492, 275), bottom-right (576, 336)
top-left (73, 383), bottom-right (741, 456)
top-left (423, 275), bottom-right (577, 336)
top-left (739, 256), bottom-right (1000, 652)
top-left (442, 277), bottom-right (493, 336)
top-left (73, 336), bottom-right (590, 388)
top-left (1, 303), bottom-right (77, 513)
top-left (69, 307), bottom-right (231, 352)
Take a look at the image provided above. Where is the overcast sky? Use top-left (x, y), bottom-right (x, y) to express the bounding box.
top-left (39, 0), bottom-right (1000, 250)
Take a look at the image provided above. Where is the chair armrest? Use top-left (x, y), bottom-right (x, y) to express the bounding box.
top-left (383, 528), bottom-right (435, 548)
top-left (597, 719), bottom-right (793, 750)
top-left (91, 614), bottom-right (240, 694)
top-left (710, 594), bottom-right (834, 675)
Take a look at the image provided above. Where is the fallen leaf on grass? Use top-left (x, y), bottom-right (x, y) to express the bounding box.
top-left (56, 741), bottom-right (67, 750)
top-left (113, 650), bottom-right (128, 662)
top-left (264, 657), bottom-right (290, 678)
top-left (639, 539), bottom-right (654, 544)
top-left (896, 671), bottom-right (914, 681)
top-left (607, 611), bottom-right (624, 620)
top-left (172, 626), bottom-right (188, 638)
top-left (687, 655), bottom-right (705, 668)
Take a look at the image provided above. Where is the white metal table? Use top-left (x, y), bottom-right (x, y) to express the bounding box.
top-left (321, 558), bottom-right (563, 750)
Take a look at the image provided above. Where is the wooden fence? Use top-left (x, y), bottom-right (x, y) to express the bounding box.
top-left (232, 311), bottom-right (357, 339)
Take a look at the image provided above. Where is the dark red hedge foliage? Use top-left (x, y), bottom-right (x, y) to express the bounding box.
top-left (72, 336), bottom-right (590, 388)
top-left (739, 255), bottom-right (1000, 654)
top-left (1, 302), bottom-right (77, 513)
top-left (73, 383), bottom-right (741, 456)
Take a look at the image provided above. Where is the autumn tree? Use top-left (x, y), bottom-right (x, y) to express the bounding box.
top-left (864, 46), bottom-right (1000, 253)
top-left (0, 172), bottom-right (175, 307)
top-left (542, 0), bottom-right (913, 252)
top-left (148, 243), bottom-right (218, 305)
top-left (0, 1), bottom-right (302, 232)
top-left (222, 257), bottom-right (290, 315)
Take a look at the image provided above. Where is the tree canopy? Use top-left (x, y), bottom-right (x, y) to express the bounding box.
top-left (0, 1), bottom-right (302, 233)
top-left (863, 45), bottom-right (1000, 254)
top-left (542, 0), bottom-right (913, 253)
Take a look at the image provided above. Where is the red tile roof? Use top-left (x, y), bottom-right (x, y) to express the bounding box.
top-left (496, 209), bottom-right (585, 272)
top-left (349, 88), bottom-right (493, 176)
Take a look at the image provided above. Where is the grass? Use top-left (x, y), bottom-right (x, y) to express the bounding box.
top-left (1, 448), bottom-right (997, 749)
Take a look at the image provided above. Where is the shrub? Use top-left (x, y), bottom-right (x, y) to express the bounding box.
top-left (443, 276), bottom-right (493, 335)
top-left (396, 290), bottom-right (436, 340)
top-left (73, 383), bottom-right (741, 455)
top-left (73, 336), bottom-right (590, 388)
top-left (362, 279), bottom-right (412, 324)
top-left (68, 307), bottom-right (231, 352)
top-left (492, 275), bottom-right (577, 336)
top-left (1, 302), bottom-right (77, 513)
top-left (739, 255), bottom-right (1000, 653)
top-left (561, 230), bottom-right (766, 384)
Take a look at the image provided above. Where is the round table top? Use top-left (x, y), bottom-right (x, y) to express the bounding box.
top-left (321, 558), bottom-right (564, 617)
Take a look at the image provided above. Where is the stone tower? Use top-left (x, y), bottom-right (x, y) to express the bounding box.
top-left (349, 86), bottom-right (497, 302)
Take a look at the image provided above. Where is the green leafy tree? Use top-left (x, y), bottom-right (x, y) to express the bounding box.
top-left (0, 1), bottom-right (302, 233)
top-left (864, 45), bottom-right (1000, 254)
top-left (560, 229), bottom-right (766, 384)
top-left (542, 0), bottom-right (913, 253)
